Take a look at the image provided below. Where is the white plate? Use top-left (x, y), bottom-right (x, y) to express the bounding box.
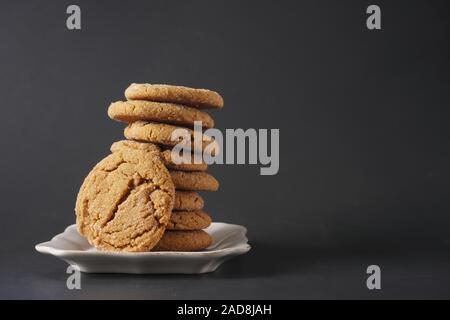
top-left (35, 223), bottom-right (251, 274)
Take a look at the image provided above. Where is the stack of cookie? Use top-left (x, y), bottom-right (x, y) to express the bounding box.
top-left (105, 83), bottom-right (223, 252)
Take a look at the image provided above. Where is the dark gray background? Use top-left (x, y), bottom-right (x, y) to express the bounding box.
top-left (0, 0), bottom-right (449, 299)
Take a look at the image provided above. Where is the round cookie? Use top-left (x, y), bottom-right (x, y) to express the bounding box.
top-left (170, 171), bottom-right (219, 191)
top-left (112, 140), bottom-right (208, 172)
top-left (75, 141), bottom-right (175, 252)
top-left (124, 121), bottom-right (218, 155)
top-left (125, 83), bottom-right (224, 109)
top-left (152, 230), bottom-right (212, 251)
top-left (174, 191), bottom-right (204, 211)
top-left (110, 139), bottom-right (161, 154)
top-left (166, 210), bottom-right (211, 230)
top-left (108, 100), bottom-right (214, 128)
top-left (161, 149), bottom-right (208, 172)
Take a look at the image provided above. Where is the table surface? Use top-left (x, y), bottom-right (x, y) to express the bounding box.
top-left (2, 242), bottom-right (449, 299)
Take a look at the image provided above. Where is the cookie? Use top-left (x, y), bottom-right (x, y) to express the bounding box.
top-left (170, 171), bottom-right (219, 191)
top-left (108, 100), bottom-right (214, 128)
top-left (174, 191), bottom-right (204, 211)
top-left (112, 140), bottom-right (208, 173)
top-left (125, 83), bottom-right (224, 109)
top-left (153, 230), bottom-right (212, 251)
top-left (161, 149), bottom-right (208, 172)
top-left (75, 141), bottom-right (175, 252)
top-left (124, 121), bottom-right (218, 154)
top-left (166, 210), bottom-right (211, 230)
top-left (110, 139), bottom-right (160, 154)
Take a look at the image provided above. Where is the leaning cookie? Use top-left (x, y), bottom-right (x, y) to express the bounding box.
top-left (166, 210), bottom-right (212, 230)
top-left (124, 121), bottom-right (218, 155)
top-left (108, 100), bottom-right (214, 128)
top-left (152, 230), bottom-right (212, 251)
top-left (125, 83), bottom-right (224, 109)
top-left (174, 191), bottom-right (204, 211)
top-left (170, 171), bottom-right (219, 191)
top-left (75, 142), bottom-right (174, 252)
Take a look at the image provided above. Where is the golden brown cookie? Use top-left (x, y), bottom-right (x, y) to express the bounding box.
top-left (75, 141), bottom-right (175, 252)
top-left (161, 149), bottom-right (208, 172)
top-left (125, 83), bottom-right (224, 109)
top-left (166, 210), bottom-right (211, 230)
top-left (170, 171), bottom-right (219, 191)
top-left (108, 100), bottom-right (214, 128)
top-left (111, 140), bottom-right (208, 172)
top-left (110, 139), bottom-right (160, 154)
top-left (174, 191), bottom-right (204, 211)
top-left (153, 230), bottom-right (212, 251)
top-left (124, 121), bottom-right (218, 154)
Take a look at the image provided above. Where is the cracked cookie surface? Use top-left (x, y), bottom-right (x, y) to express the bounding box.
top-left (108, 100), bottom-right (214, 128)
top-left (166, 210), bottom-right (211, 230)
top-left (75, 141), bottom-right (175, 252)
top-left (125, 83), bottom-right (224, 109)
top-left (153, 230), bottom-right (212, 251)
